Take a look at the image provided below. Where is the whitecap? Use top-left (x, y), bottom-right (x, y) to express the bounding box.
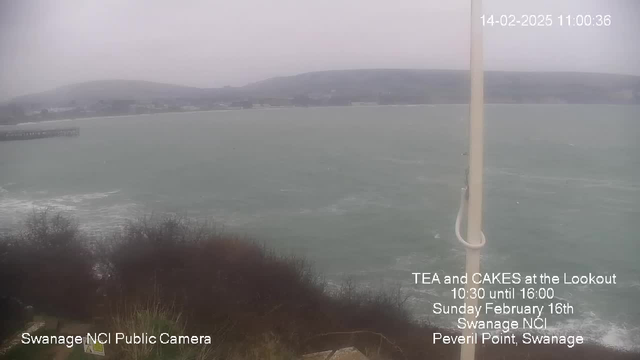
top-left (544, 312), bottom-right (639, 351)
top-left (381, 157), bottom-right (425, 165)
top-left (318, 194), bottom-right (389, 215)
top-left (51, 190), bottom-right (121, 203)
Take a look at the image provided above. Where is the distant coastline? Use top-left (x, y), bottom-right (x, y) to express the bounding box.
top-left (3, 102), bottom-right (640, 129)
top-left (2, 69), bottom-right (639, 125)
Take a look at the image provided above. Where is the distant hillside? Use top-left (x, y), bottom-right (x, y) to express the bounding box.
top-left (242, 69), bottom-right (640, 104)
top-left (9, 69), bottom-right (640, 107)
top-left (11, 80), bottom-right (207, 107)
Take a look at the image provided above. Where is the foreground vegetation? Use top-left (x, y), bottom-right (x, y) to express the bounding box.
top-left (0, 210), bottom-right (638, 359)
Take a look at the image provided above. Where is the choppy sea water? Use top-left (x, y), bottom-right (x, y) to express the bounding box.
top-left (1, 105), bottom-right (639, 350)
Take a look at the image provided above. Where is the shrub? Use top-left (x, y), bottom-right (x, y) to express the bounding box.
top-left (0, 209), bottom-right (97, 321)
top-left (97, 215), bottom-right (415, 359)
top-left (100, 216), bottom-right (327, 345)
top-left (3, 212), bottom-right (638, 360)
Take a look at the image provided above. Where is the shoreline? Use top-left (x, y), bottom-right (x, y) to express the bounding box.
top-left (3, 103), bottom-right (640, 128)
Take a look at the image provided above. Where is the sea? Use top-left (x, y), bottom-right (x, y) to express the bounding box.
top-left (1, 104), bottom-right (638, 350)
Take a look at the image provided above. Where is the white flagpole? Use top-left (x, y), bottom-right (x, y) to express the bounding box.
top-left (460, 0), bottom-right (485, 360)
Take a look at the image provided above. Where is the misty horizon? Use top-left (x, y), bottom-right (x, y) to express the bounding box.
top-left (2, 0), bottom-right (639, 101)
top-left (7, 66), bottom-right (640, 102)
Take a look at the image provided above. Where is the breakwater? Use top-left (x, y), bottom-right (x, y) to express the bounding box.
top-left (0, 127), bottom-right (79, 141)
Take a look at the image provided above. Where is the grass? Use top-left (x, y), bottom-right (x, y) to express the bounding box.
top-left (229, 333), bottom-right (297, 360)
top-left (67, 347), bottom-right (95, 360)
top-left (0, 330), bottom-right (57, 360)
top-left (1, 340), bottom-right (95, 360)
top-left (1, 210), bottom-right (639, 360)
top-left (0, 329), bottom-right (96, 360)
top-left (108, 292), bottom-right (217, 360)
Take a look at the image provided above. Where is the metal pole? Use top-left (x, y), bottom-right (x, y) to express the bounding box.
top-left (460, 1), bottom-right (484, 360)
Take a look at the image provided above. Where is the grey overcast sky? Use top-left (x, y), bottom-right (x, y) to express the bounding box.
top-left (0, 0), bottom-right (638, 100)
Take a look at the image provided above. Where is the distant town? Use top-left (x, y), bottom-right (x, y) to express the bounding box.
top-left (0, 97), bottom-right (372, 125)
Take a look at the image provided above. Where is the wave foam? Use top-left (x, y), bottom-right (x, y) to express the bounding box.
top-left (319, 193), bottom-right (391, 215)
top-left (486, 168), bottom-right (639, 192)
top-left (0, 189), bottom-right (135, 233)
top-left (546, 316), bottom-right (640, 351)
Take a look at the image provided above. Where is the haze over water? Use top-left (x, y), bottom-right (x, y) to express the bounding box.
top-left (1, 104), bottom-right (639, 350)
